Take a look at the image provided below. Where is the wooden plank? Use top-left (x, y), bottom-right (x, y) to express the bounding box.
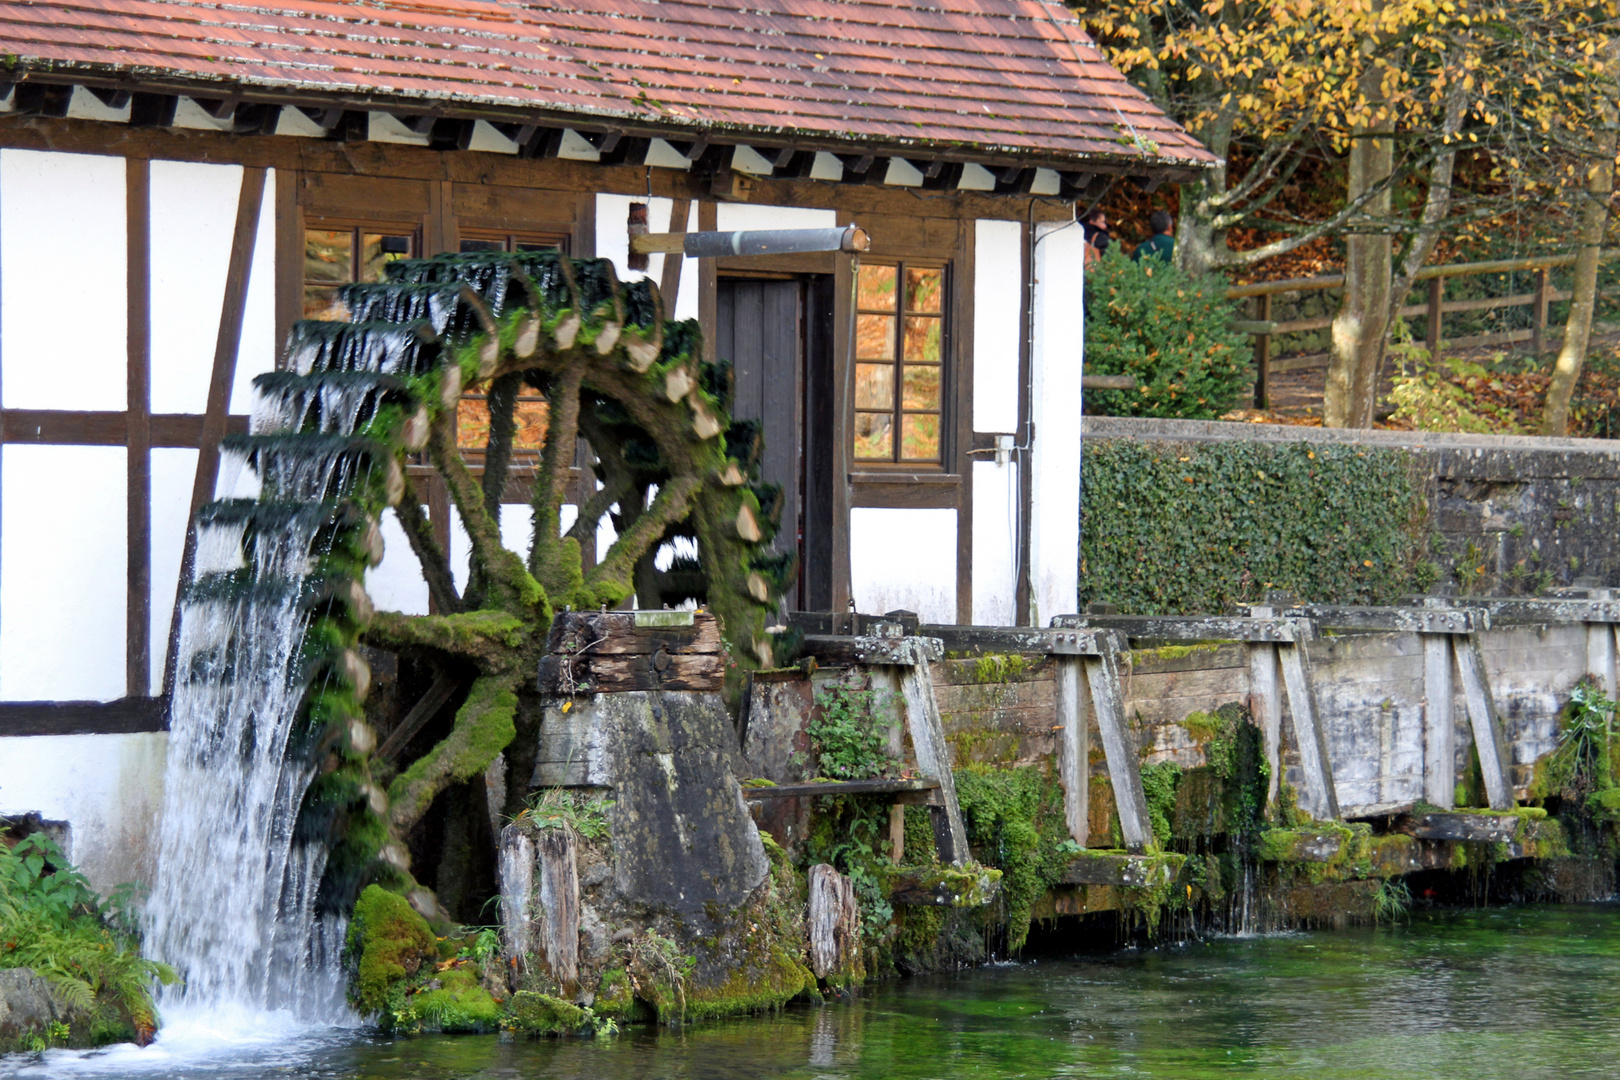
top-left (1085, 643), bottom-right (1153, 851)
top-left (951, 218), bottom-right (975, 624)
top-left (1279, 639), bottom-right (1340, 819)
top-left (376, 672), bottom-right (462, 762)
top-left (850, 475), bottom-right (962, 509)
top-left (697, 200), bottom-right (718, 362)
top-left (274, 164), bottom-right (302, 362)
top-left (1055, 656), bottom-right (1088, 846)
top-left (658, 197), bottom-right (691, 311)
top-left (126, 156), bottom-right (152, 698)
top-left (1589, 622), bottom-right (1618, 699)
top-left (1423, 633), bottom-right (1456, 808)
top-left (802, 634), bottom-right (944, 666)
top-left (742, 777), bottom-right (939, 800)
top-left (1411, 812), bottom-right (1522, 843)
top-left (0, 697), bottom-right (166, 736)
top-left (898, 660), bottom-right (970, 863)
top-left (1456, 632), bottom-right (1515, 809)
top-left (1060, 852), bottom-right (1180, 887)
top-left (162, 165), bottom-right (267, 700)
top-left (1249, 640), bottom-right (1283, 804)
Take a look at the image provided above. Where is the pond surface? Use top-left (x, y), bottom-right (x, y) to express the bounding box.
top-left (9, 904), bottom-right (1620, 1080)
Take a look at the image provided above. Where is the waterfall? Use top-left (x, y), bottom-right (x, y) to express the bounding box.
top-left (143, 321), bottom-right (437, 1026)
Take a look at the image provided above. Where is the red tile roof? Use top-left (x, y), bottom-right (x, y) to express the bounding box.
top-left (0, 0), bottom-right (1213, 171)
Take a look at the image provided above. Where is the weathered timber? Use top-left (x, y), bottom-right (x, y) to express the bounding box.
top-left (1411, 812), bottom-right (1525, 843)
top-left (922, 623), bottom-right (1111, 655)
top-left (535, 827), bottom-right (580, 993)
top-left (1085, 638), bottom-right (1155, 851)
top-left (1591, 621), bottom-right (1619, 698)
top-left (1258, 828), bottom-right (1348, 863)
top-left (800, 634), bottom-right (944, 666)
top-left (807, 864), bottom-right (862, 981)
top-left (1278, 639), bottom-right (1340, 820)
top-left (1422, 632), bottom-right (1456, 808)
top-left (498, 824), bottom-right (536, 971)
top-left (537, 651), bottom-right (726, 694)
top-left (884, 865), bottom-right (1002, 907)
top-left (1477, 598), bottom-right (1620, 625)
top-left (1055, 656), bottom-right (1088, 846)
top-left (741, 778), bottom-right (940, 800)
top-left (1247, 610), bottom-right (1285, 804)
top-left (1456, 633), bottom-right (1515, 810)
top-left (899, 660), bottom-right (971, 863)
top-left (1059, 852), bottom-right (1182, 887)
top-left (1297, 604), bottom-right (1488, 634)
top-left (1058, 613), bottom-right (1300, 643)
top-left (375, 672), bottom-right (462, 763)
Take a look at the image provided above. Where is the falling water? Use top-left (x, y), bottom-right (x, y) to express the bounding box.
top-left (143, 324), bottom-right (436, 1027)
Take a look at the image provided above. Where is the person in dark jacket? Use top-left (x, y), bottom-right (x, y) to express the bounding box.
top-left (1081, 207), bottom-right (1112, 261)
top-left (1132, 209), bottom-right (1175, 263)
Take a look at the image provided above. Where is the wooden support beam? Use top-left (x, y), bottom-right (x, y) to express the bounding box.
top-left (1055, 656), bottom-right (1089, 846)
top-left (0, 697), bottom-right (166, 736)
top-left (89, 86), bottom-right (131, 110)
top-left (1456, 633), bottom-right (1514, 809)
top-left (232, 103), bottom-right (280, 136)
top-left (1084, 639), bottom-right (1153, 851)
top-left (1278, 638), bottom-right (1340, 820)
top-left (126, 157), bottom-right (152, 699)
top-left (658, 198), bottom-right (691, 312)
top-left (129, 94), bottom-right (178, 129)
top-left (1423, 632), bottom-right (1456, 809)
top-left (1591, 621), bottom-right (1619, 699)
top-left (162, 166), bottom-right (266, 699)
top-left (376, 672), bottom-right (462, 762)
top-left (12, 83), bottom-right (72, 118)
top-left (897, 660), bottom-right (970, 864)
top-left (1248, 639), bottom-right (1284, 805)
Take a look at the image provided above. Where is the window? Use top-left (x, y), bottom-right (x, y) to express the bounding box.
top-left (853, 262), bottom-right (945, 464)
top-left (303, 225), bottom-right (416, 320)
top-left (453, 231), bottom-right (567, 456)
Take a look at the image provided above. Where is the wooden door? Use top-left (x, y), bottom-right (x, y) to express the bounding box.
top-left (717, 278), bottom-right (804, 601)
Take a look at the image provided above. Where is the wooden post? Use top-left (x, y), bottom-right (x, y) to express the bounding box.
top-left (658, 198), bottom-right (691, 313)
top-left (1083, 638), bottom-right (1152, 851)
top-left (1253, 293), bottom-right (1272, 408)
top-left (807, 864), bottom-right (861, 981)
top-left (1422, 633), bottom-right (1456, 808)
top-left (1455, 633), bottom-right (1515, 809)
top-left (498, 824), bottom-right (535, 971)
top-left (897, 659), bottom-right (970, 863)
top-left (1054, 656), bottom-right (1089, 846)
top-left (1589, 621), bottom-right (1619, 699)
top-left (1531, 267), bottom-right (1549, 357)
top-left (535, 827), bottom-right (580, 992)
top-left (1426, 277), bottom-right (1444, 358)
top-left (1248, 640), bottom-right (1284, 804)
top-left (126, 157), bottom-right (152, 698)
top-left (1278, 637), bottom-right (1340, 820)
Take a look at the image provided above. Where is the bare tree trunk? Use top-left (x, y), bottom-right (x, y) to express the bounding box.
top-left (1325, 58), bottom-right (1395, 429)
top-left (1386, 84), bottom-right (1467, 352)
top-left (1543, 61), bottom-right (1619, 435)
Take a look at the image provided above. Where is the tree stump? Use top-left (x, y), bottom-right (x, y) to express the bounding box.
top-left (807, 863), bottom-right (862, 984)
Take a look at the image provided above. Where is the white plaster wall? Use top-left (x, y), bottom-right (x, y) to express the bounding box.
top-left (365, 509), bottom-right (430, 616)
top-left (850, 507), bottom-right (955, 623)
top-left (150, 162), bottom-right (278, 415)
top-left (594, 196), bottom-right (702, 321)
top-left (1028, 221), bottom-right (1085, 625)
top-left (971, 460), bottom-right (1018, 625)
top-left (0, 732), bottom-right (167, 894)
top-left (716, 202), bottom-right (836, 233)
top-left (1, 149), bottom-right (127, 410)
top-left (148, 447), bottom-right (197, 693)
top-left (973, 218), bottom-right (1021, 433)
top-left (0, 445), bottom-right (127, 700)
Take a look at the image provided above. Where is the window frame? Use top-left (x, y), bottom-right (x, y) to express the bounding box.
top-left (300, 217), bottom-right (422, 324)
top-left (850, 258), bottom-right (951, 469)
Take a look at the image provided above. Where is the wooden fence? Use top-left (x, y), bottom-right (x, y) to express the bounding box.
top-left (1226, 252), bottom-right (1617, 408)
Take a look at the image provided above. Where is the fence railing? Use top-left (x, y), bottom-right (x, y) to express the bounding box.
top-left (1225, 252), bottom-right (1616, 408)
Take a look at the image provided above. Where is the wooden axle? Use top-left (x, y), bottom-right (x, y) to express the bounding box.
top-left (630, 225), bottom-right (870, 257)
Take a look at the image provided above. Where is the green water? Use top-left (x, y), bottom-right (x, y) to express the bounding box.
top-left (15, 905), bottom-right (1620, 1079)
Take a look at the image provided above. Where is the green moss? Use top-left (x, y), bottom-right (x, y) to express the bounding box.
top-left (412, 966), bottom-right (502, 1032)
top-left (506, 990), bottom-right (589, 1036)
top-left (1140, 761), bottom-right (1183, 849)
top-left (1181, 710), bottom-right (1223, 742)
top-left (953, 764), bottom-right (1075, 951)
top-left (1134, 643), bottom-right (1225, 664)
top-left (972, 653), bottom-right (1029, 683)
top-left (592, 967), bottom-right (634, 1019)
top-left (346, 885), bottom-right (435, 1018)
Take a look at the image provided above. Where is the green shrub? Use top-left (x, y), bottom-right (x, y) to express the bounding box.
top-left (0, 827), bottom-right (175, 1043)
top-left (1084, 248), bottom-right (1252, 419)
top-left (1082, 439), bottom-right (1428, 614)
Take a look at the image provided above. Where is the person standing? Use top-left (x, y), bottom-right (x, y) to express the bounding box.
top-left (1081, 207), bottom-right (1112, 263)
top-left (1132, 209), bottom-right (1176, 264)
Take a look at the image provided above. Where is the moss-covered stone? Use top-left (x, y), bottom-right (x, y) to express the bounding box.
top-left (412, 966), bottom-right (502, 1033)
top-left (506, 990), bottom-right (588, 1036)
top-left (346, 884), bottom-right (435, 1018)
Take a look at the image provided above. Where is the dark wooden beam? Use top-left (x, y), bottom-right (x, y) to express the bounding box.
top-left (375, 672), bottom-right (462, 762)
top-left (0, 697), bottom-right (166, 736)
top-left (127, 158), bottom-right (152, 698)
top-left (329, 110), bottom-right (369, 143)
top-left (233, 103), bottom-right (281, 136)
top-left (128, 92), bottom-right (177, 130)
top-left (12, 83), bottom-right (73, 118)
top-left (598, 135), bottom-right (647, 167)
top-left (190, 96), bottom-right (239, 120)
top-left (1014, 217), bottom-right (1033, 624)
top-left (0, 410), bottom-right (245, 446)
top-left (519, 127), bottom-right (567, 159)
top-left (659, 197), bottom-right (692, 311)
top-left (163, 166), bottom-right (268, 699)
top-left (89, 86), bottom-right (131, 110)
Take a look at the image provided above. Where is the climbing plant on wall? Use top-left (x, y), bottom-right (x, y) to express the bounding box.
top-left (1081, 439), bottom-right (1431, 614)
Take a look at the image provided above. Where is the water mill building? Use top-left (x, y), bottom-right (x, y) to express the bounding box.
top-left (0, 0), bottom-right (1210, 889)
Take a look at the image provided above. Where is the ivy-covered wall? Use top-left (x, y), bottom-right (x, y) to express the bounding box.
top-left (1081, 419), bottom-right (1620, 613)
top-left (1081, 439), bottom-right (1431, 615)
